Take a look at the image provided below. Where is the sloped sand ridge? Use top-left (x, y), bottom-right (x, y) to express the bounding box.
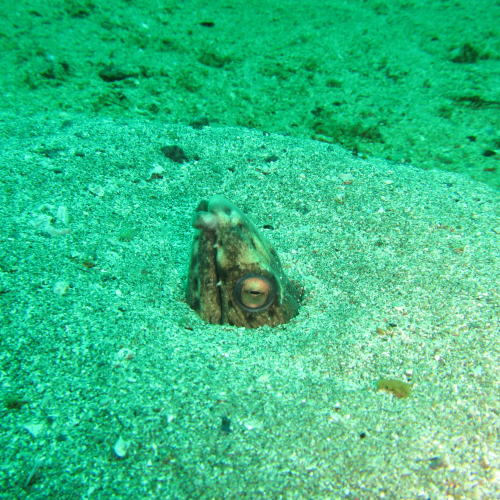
top-left (0, 114), bottom-right (497, 498)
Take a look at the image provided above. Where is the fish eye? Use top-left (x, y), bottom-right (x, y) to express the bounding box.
top-left (233, 274), bottom-right (276, 312)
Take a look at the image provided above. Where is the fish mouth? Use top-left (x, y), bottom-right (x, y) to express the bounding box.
top-left (192, 197), bottom-right (235, 231)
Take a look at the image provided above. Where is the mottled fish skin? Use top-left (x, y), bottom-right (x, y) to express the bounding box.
top-left (186, 196), bottom-right (300, 328)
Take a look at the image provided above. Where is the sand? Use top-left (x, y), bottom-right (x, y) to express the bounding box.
top-left (0, 0), bottom-right (498, 498)
top-left (0, 0), bottom-right (498, 188)
top-left (0, 113), bottom-right (497, 498)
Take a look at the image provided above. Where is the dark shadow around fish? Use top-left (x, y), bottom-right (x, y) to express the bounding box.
top-left (186, 196), bottom-right (301, 328)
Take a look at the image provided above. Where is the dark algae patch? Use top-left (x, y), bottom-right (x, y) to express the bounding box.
top-left (3, 395), bottom-right (29, 410)
top-left (376, 378), bottom-right (412, 398)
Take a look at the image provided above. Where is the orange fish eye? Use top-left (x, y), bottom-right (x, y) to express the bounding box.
top-left (234, 274), bottom-right (276, 312)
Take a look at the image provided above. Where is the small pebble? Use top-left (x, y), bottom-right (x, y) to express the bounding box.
top-left (113, 436), bottom-right (131, 458)
top-left (53, 281), bottom-right (70, 296)
top-left (24, 422), bottom-right (45, 438)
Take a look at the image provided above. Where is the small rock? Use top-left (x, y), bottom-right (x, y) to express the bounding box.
top-left (113, 435), bottom-right (131, 458)
top-left (24, 422), bottom-right (45, 438)
top-left (53, 280), bottom-right (70, 296)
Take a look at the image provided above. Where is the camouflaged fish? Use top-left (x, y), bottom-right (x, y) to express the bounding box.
top-left (186, 196), bottom-right (300, 328)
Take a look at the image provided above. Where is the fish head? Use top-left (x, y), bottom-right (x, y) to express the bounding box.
top-left (186, 196), bottom-right (300, 328)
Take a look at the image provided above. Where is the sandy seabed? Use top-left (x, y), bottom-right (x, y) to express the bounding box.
top-left (0, 112), bottom-right (497, 498)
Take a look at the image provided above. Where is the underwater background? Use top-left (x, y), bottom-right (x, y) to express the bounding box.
top-left (0, 1), bottom-right (498, 498)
